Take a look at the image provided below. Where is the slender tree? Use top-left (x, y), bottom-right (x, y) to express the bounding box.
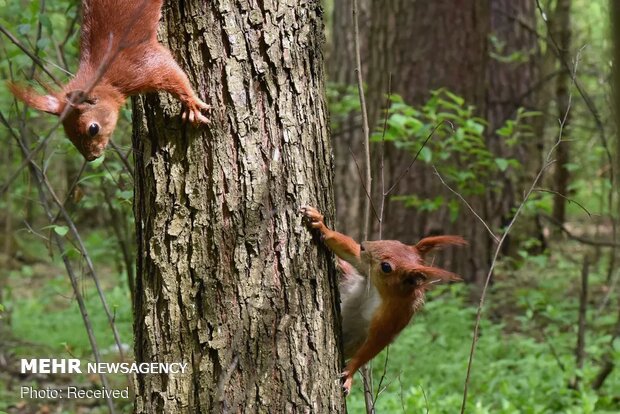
top-left (551, 0), bottom-right (572, 227)
top-left (132, 1), bottom-right (343, 412)
top-left (328, 0), bottom-right (370, 240)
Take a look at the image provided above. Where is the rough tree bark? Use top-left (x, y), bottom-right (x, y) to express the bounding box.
top-left (132, 1), bottom-right (343, 413)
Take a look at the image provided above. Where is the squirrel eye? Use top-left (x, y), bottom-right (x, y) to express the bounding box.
top-left (88, 123), bottom-right (100, 137)
top-left (380, 262), bottom-right (392, 273)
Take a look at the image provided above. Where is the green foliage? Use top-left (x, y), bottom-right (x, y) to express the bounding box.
top-left (370, 89), bottom-right (536, 218)
top-left (373, 90), bottom-right (497, 196)
top-left (8, 272), bottom-right (132, 356)
top-left (327, 82), bottom-right (362, 133)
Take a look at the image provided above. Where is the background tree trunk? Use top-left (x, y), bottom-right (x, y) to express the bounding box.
top-left (328, 0), bottom-right (370, 241)
top-left (551, 0), bottom-right (572, 229)
top-left (132, 2), bottom-right (343, 412)
top-left (329, 0), bottom-right (541, 284)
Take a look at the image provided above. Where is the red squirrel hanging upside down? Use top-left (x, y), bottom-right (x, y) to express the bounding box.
top-left (9, 0), bottom-right (210, 161)
top-left (300, 206), bottom-right (466, 395)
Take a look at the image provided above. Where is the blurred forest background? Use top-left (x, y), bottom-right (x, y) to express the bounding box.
top-left (0, 0), bottom-right (619, 412)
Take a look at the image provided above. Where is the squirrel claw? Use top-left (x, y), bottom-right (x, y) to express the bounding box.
top-left (339, 371), bottom-right (352, 396)
top-left (182, 98), bottom-right (211, 125)
top-left (299, 205), bottom-right (324, 224)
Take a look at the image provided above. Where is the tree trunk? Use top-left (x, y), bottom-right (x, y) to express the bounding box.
top-left (328, 0), bottom-right (370, 241)
top-left (551, 0), bottom-right (572, 228)
top-left (367, 0), bottom-right (491, 284)
top-left (329, 0), bottom-right (542, 283)
top-left (132, 2), bottom-right (343, 413)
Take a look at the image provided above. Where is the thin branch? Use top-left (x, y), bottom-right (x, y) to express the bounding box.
top-left (433, 166), bottom-right (499, 243)
top-left (460, 69), bottom-right (571, 411)
top-left (385, 122), bottom-right (445, 196)
top-left (533, 188), bottom-right (591, 217)
top-left (377, 76), bottom-right (392, 239)
top-left (421, 386), bottom-right (430, 414)
top-left (352, 0), bottom-right (372, 243)
top-left (536, 0), bottom-right (617, 281)
top-left (52, 161), bottom-right (87, 224)
top-left (1, 108), bottom-right (128, 384)
top-left (540, 214), bottom-right (620, 247)
top-left (373, 345), bottom-right (391, 404)
top-left (0, 23), bottom-right (61, 86)
top-left (109, 139), bottom-right (135, 179)
top-left (349, 146), bottom-right (381, 224)
top-left (540, 327), bottom-right (566, 373)
top-left (9, 114), bottom-right (116, 414)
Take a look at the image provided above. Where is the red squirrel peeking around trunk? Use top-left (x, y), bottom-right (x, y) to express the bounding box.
top-left (300, 206), bottom-right (466, 395)
top-left (9, 0), bottom-right (210, 161)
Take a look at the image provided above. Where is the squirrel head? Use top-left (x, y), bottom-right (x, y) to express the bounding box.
top-left (8, 83), bottom-right (124, 161)
top-left (360, 236), bottom-right (466, 299)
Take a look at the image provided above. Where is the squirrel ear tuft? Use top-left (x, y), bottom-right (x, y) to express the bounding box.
top-left (414, 235), bottom-right (467, 255)
top-left (8, 82), bottom-right (63, 115)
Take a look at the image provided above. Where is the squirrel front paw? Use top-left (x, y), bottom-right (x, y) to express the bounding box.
top-left (182, 96), bottom-right (211, 125)
top-left (339, 370), bottom-right (353, 396)
top-left (299, 205), bottom-right (324, 229)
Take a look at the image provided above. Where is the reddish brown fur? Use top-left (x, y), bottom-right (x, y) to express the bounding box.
top-left (9, 0), bottom-right (210, 161)
top-left (300, 206), bottom-right (465, 394)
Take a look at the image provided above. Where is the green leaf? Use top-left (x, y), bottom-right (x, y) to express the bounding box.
top-left (36, 37), bottom-right (50, 50)
top-left (17, 24), bottom-right (31, 35)
top-left (495, 158), bottom-right (509, 171)
top-left (39, 13), bottom-right (53, 33)
top-left (444, 90), bottom-right (465, 106)
top-left (53, 225), bottom-right (69, 236)
top-left (89, 154), bottom-right (105, 168)
top-left (419, 146), bottom-right (432, 163)
top-left (117, 190), bottom-right (133, 201)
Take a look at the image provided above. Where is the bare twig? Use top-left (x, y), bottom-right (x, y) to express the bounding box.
top-left (377, 77), bottom-right (392, 239)
top-left (433, 166), bottom-right (499, 243)
top-left (540, 214), bottom-right (620, 247)
top-left (537, 0), bottom-right (617, 282)
top-left (51, 161), bottom-right (87, 224)
top-left (385, 122), bottom-right (445, 196)
top-left (109, 139), bottom-right (135, 179)
top-left (459, 66), bottom-right (571, 412)
top-left (373, 345), bottom-right (390, 404)
top-left (8, 113), bottom-right (116, 414)
top-left (352, 0), bottom-right (371, 244)
top-left (460, 159), bottom-right (555, 413)
top-left (349, 146), bottom-right (380, 223)
top-left (421, 385), bottom-right (430, 414)
top-left (0, 23), bottom-right (61, 86)
top-left (352, 0), bottom-right (374, 408)
top-left (540, 327), bottom-right (566, 373)
top-left (533, 188), bottom-right (591, 217)
top-left (1, 109), bottom-right (128, 395)
top-left (102, 183), bottom-right (135, 307)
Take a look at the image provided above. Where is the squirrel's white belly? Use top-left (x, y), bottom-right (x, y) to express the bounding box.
top-left (339, 269), bottom-right (381, 358)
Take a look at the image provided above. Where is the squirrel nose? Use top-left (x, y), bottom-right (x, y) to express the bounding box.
top-left (360, 243), bottom-right (365, 251)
